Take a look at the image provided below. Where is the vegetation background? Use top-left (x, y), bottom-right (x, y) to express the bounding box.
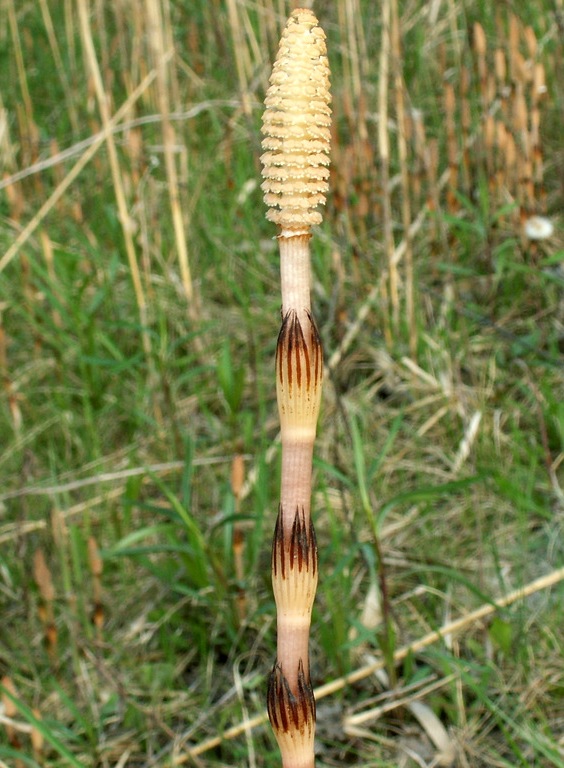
top-left (0, 0), bottom-right (563, 766)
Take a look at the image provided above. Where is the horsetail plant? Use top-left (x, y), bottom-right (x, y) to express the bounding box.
top-left (261, 9), bottom-right (331, 767)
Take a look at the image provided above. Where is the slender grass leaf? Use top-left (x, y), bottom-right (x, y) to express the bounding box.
top-left (0, 685), bottom-right (84, 768)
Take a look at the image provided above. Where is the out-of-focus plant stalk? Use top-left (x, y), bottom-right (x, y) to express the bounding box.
top-left (260, 8), bottom-right (331, 767)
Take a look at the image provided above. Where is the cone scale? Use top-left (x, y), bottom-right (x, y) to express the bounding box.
top-left (261, 8), bottom-right (331, 767)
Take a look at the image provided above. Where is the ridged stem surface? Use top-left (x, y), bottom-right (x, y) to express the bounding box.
top-left (279, 442), bottom-right (314, 532)
top-left (272, 505), bottom-right (317, 689)
top-left (279, 235), bottom-right (311, 333)
top-left (262, 8), bottom-right (331, 768)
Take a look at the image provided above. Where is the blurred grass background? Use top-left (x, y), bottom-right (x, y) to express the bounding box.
top-left (0, 1), bottom-right (563, 766)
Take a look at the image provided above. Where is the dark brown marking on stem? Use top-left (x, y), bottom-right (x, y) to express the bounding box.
top-left (310, 312), bottom-right (322, 391)
top-left (273, 504), bottom-right (287, 581)
top-left (276, 310), bottom-right (323, 396)
top-left (272, 505), bottom-right (318, 582)
top-left (289, 508), bottom-right (304, 572)
top-left (267, 659), bottom-right (316, 735)
top-left (290, 507), bottom-right (317, 578)
top-left (293, 312), bottom-right (304, 391)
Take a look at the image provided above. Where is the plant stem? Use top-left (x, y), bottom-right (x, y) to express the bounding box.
top-left (261, 8), bottom-right (331, 766)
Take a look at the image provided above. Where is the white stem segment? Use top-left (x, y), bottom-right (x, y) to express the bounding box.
top-left (279, 234), bottom-right (312, 327)
top-left (279, 443), bottom-right (315, 531)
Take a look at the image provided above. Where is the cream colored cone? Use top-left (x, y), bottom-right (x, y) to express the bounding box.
top-left (261, 8), bottom-right (331, 237)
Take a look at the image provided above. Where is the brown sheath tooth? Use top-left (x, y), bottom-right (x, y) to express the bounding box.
top-left (276, 310), bottom-right (323, 437)
top-left (272, 505), bottom-right (318, 615)
top-left (289, 506), bottom-right (318, 579)
top-left (267, 661), bottom-right (316, 747)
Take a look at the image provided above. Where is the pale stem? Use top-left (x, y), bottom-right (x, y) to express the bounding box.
top-left (276, 615), bottom-right (312, 692)
top-left (280, 747), bottom-right (315, 768)
top-left (278, 234), bottom-right (312, 335)
top-left (279, 439), bottom-right (315, 534)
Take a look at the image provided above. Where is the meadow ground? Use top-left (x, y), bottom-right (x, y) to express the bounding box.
top-left (0, 1), bottom-right (563, 766)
